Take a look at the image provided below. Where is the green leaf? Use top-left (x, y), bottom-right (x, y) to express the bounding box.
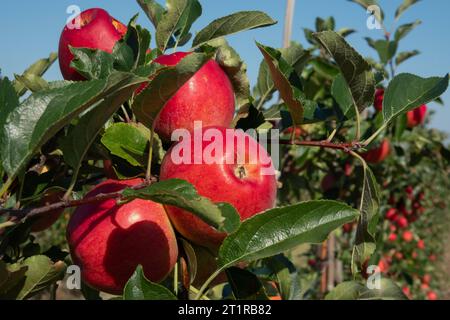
top-left (208, 38), bottom-right (250, 108)
top-left (348, 0), bottom-right (384, 21)
top-left (382, 73), bottom-right (449, 125)
top-left (255, 42), bottom-right (310, 108)
top-left (122, 179), bottom-right (240, 233)
top-left (394, 113), bottom-right (407, 141)
top-left (315, 17), bottom-right (335, 32)
top-left (218, 201), bottom-right (359, 269)
top-left (70, 47), bottom-right (114, 79)
top-left (132, 52), bottom-right (212, 127)
top-left (314, 31), bottom-right (375, 112)
top-left (359, 279), bottom-right (408, 300)
top-left (137, 0), bottom-right (166, 28)
top-left (310, 58), bottom-right (340, 80)
top-left (395, 50), bottom-right (420, 66)
top-left (365, 39), bottom-right (397, 64)
top-left (264, 255), bottom-right (295, 300)
top-left (123, 265), bottom-right (177, 300)
top-left (156, 0), bottom-right (202, 52)
top-left (337, 28), bottom-right (356, 38)
top-left (352, 166), bottom-right (380, 274)
top-left (325, 281), bottom-right (366, 300)
top-left (60, 79), bottom-right (144, 178)
top-left (0, 261), bottom-right (28, 299)
top-left (9, 256), bottom-right (66, 300)
top-left (0, 78), bottom-right (19, 131)
top-left (394, 20), bottom-right (421, 42)
top-left (395, 0), bottom-right (421, 20)
top-left (0, 72), bottom-right (148, 194)
top-left (13, 52), bottom-right (57, 97)
top-left (192, 11), bottom-right (277, 48)
top-left (124, 15), bottom-right (152, 69)
top-left (256, 43), bottom-right (304, 125)
top-left (233, 102), bottom-right (266, 130)
top-left (13, 74), bottom-right (49, 94)
top-left (332, 73), bottom-right (355, 119)
top-left (226, 267), bottom-right (269, 300)
top-left (101, 123), bottom-right (163, 167)
top-left (326, 279), bottom-right (407, 300)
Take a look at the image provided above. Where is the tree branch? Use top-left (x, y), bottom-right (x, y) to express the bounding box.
top-left (0, 178), bottom-right (157, 221)
top-left (279, 139), bottom-right (363, 152)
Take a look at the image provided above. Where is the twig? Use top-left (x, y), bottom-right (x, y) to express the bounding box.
top-left (0, 178), bottom-right (157, 221)
top-left (279, 139), bottom-right (363, 152)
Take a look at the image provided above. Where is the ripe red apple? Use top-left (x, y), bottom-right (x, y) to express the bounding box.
top-left (402, 286), bottom-right (411, 299)
top-left (67, 179), bottom-right (178, 295)
top-left (417, 239), bottom-right (425, 250)
top-left (422, 274), bottom-right (431, 285)
top-left (160, 126), bottom-right (278, 249)
top-left (361, 139), bottom-right (391, 164)
top-left (374, 88), bottom-right (384, 112)
top-left (386, 208), bottom-right (398, 221)
top-left (395, 216), bottom-right (409, 229)
top-left (283, 126), bottom-right (304, 139)
top-left (377, 258), bottom-right (389, 273)
top-left (143, 52), bottom-right (235, 142)
top-left (421, 283), bottom-right (430, 291)
top-left (59, 8), bottom-right (127, 81)
top-left (402, 230), bottom-right (414, 242)
top-left (31, 191), bottom-right (65, 232)
top-left (427, 291), bottom-right (438, 300)
top-left (342, 223), bottom-right (354, 234)
top-left (394, 251), bottom-right (403, 260)
top-left (388, 233), bottom-right (397, 242)
top-left (407, 105), bottom-right (427, 128)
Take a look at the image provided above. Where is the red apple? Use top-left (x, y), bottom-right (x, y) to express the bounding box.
top-left (407, 105), bottom-right (427, 128)
top-left (402, 286), bottom-right (412, 299)
top-left (427, 291), bottom-right (438, 300)
top-left (59, 8), bottom-right (127, 81)
top-left (361, 139), bottom-right (391, 164)
top-left (31, 191), bottom-right (65, 232)
top-left (160, 126), bottom-right (277, 249)
top-left (283, 126), bottom-right (304, 139)
top-left (386, 208), bottom-right (398, 221)
top-left (67, 179), bottom-right (178, 295)
top-left (374, 88), bottom-right (384, 112)
top-left (394, 251), bottom-right (403, 260)
top-left (417, 239), bottom-right (425, 250)
top-left (139, 52), bottom-right (235, 142)
top-left (388, 233), bottom-right (397, 242)
top-left (378, 258), bottom-right (389, 273)
top-left (402, 230), bottom-right (414, 242)
top-left (422, 274), bottom-right (431, 285)
top-left (395, 216), bottom-right (409, 229)
top-left (342, 223), bottom-right (354, 234)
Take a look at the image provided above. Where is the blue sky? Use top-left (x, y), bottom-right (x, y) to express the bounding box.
top-left (1, 0), bottom-right (449, 133)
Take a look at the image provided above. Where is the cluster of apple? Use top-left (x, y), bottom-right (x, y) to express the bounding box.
top-left (360, 89), bottom-right (428, 165)
top-left (32, 8), bottom-right (279, 295)
top-left (378, 186), bottom-right (439, 300)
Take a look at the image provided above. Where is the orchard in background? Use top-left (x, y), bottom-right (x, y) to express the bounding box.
top-left (0, 0), bottom-right (449, 301)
